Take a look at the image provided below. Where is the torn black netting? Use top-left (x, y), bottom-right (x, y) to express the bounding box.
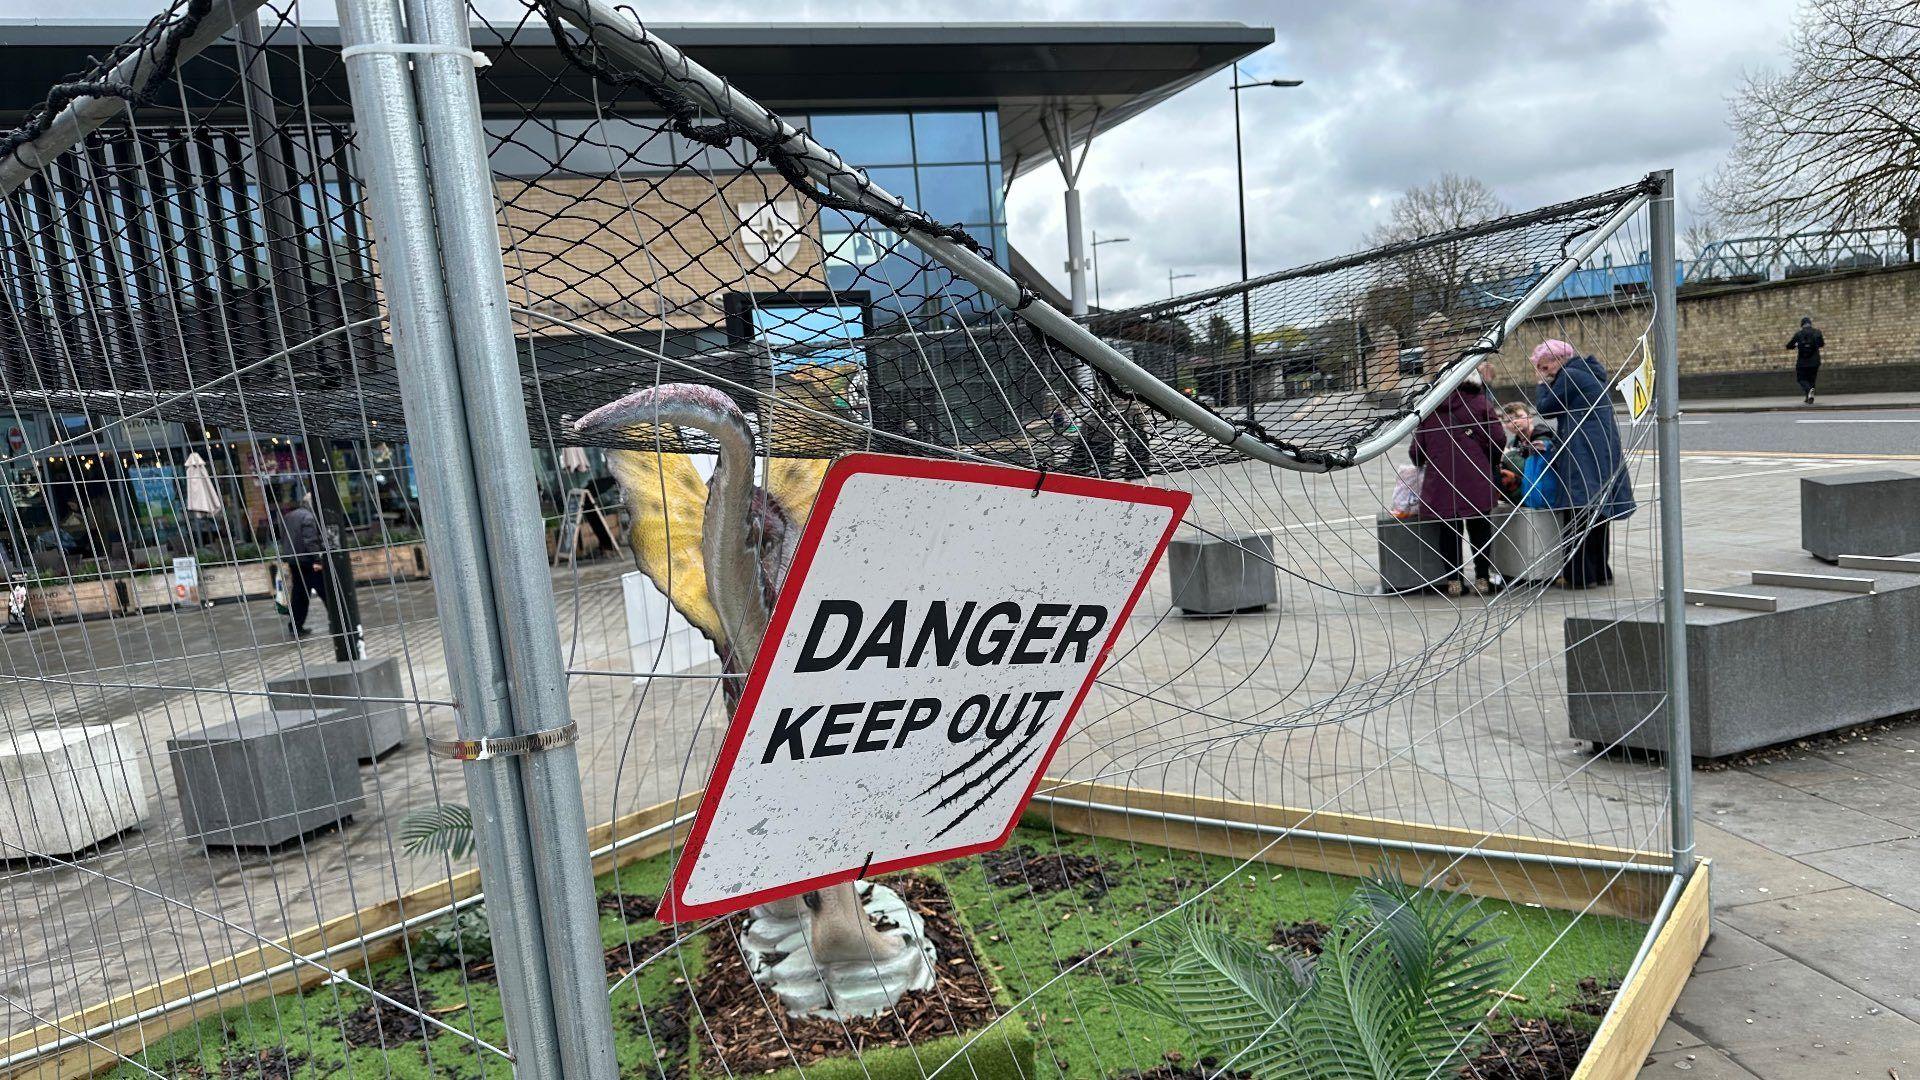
top-left (0, 0), bottom-right (1654, 480)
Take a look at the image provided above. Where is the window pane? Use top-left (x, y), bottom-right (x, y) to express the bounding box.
top-left (916, 164), bottom-right (992, 226)
top-left (984, 112), bottom-right (1002, 162)
top-left (911, 112), bottom-right (986, 164)
top-left (987, 164), bottom-right (1004, 223)
top-left (809, 113), bottom-right (914, 167)
top-left (864, 166), bottom-right (918, 206)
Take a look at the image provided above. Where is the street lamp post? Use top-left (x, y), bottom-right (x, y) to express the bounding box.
top-left (1091, 232), bottom-right (1130, 311)
top-left (1231, 63), bottom-right (1303, 421)
top-left (1168, 269), bottom-right (1198, 298)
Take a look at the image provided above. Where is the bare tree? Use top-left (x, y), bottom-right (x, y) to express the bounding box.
top-left (1367, 174), bottom-right (1510, 246)
top-left (1708, 0), bottom-right (1920, 254)
top-left (1680, 197), bottom-right (1729, 261)
top-left (1364, 174), bottom-right (1511, 322)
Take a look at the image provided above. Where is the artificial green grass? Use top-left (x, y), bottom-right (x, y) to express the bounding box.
top-left (109, 824), bottom-right (1641, 1079)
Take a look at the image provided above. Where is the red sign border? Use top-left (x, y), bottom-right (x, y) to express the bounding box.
top-left (656, 452), bottom-right (1189, 922)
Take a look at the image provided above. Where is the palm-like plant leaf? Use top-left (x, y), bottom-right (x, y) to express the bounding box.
top-left (1118, 874), bottom-right (1512, 1080)
top-left (1113, 912), bottom-right (1312, 1077)
top-left (399, 802), bottom-right (475, 860)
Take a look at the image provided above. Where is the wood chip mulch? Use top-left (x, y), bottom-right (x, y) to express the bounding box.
top-left (1459, 1018), bottom-right (1593, 1080)
top-left (598, 891), bottom-right (660, 922)
top-left (1270, 919), bottom-right (1332, 956)
top-left (691, 874), bottom-right (1004, 1075)
top-left (339, 976), bottom-right (436, 1050)
top-left (980, 844), bottom-right (1111, 897)
top-left (167, 1048), bottom-right (307, 1080)
top-left (1114, 1051), bottom-right (1252, 1079)
top-left (606, 927), bottom-right (690, 979)
top-left (1567, 976), bottom-right (1617, 1017)
top-left (221, 1048), bottom-right (305, 1080)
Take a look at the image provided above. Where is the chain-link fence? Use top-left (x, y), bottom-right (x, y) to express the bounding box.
top-left (0, 2), bottom-right (1697, 1077)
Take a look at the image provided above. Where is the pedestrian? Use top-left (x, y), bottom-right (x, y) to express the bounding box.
top-left (1786, 315), bottom-right (1825, 405)
top-left (1497, 402), bottom-right (1560, 509)
top-left (1119, 397), bottom-right (1156, 476)
top-left (277, 490), bottom-right (345, 643)
top-left (1410, 358), bottom-right (1504, 596)
top-left (1531, 339), bottom-right (1635, 588)
top-left (1063, 394), bottom-right (1119, 477)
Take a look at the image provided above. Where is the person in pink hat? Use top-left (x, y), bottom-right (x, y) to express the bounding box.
top-left (1531, 339), bottom-right (1635, 587)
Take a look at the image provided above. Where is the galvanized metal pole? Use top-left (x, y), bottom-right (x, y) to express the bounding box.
top-left (1649, 168), bottom-right (1695, 876)
top-left (1233, 63), bottom-right (1254, 423)
top-left (401, 0), bottom-right (620, 1073)
top-left (333, 0), bottom-right (568, 1075)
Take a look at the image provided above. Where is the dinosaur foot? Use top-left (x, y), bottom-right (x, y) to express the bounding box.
top-left (741, 881), bottom-right (935, 1019)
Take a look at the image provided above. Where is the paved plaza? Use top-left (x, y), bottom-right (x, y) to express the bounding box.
top-left (0, 420), bottom-right (1916, 1077)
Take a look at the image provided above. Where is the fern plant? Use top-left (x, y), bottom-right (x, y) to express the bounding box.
top-left (1118, 874), bottom-right (1510, 1079)
top-left (399, 802), bottom-right (474, 860)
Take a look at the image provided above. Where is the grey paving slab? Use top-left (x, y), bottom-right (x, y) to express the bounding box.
top-left (1651, 1019), bottom-right (1708, 1051)
top-left (1640, 1042), bottom-right (1765, 1080)
top-left (1691, 923), bottom-right (1790, 975)
top-left (1743, 755), bottom-right (1920, 833)
top-left (1800, 838), bottom-right (1920, 911)
top-left (2, 444), bottom-right (1917, 1080)
top-left (1691, 769), bottom-right (1914, 856)
top-left (1720, 886), bottom-right (1920, 1022)
top-left (1663, 956), bottom-right (1920, 1078)
top-left (1693, 823), bottom-right (1852, 907)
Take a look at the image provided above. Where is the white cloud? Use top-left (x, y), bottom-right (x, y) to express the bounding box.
top-left (1001, 0), bottom-right (1800, 309)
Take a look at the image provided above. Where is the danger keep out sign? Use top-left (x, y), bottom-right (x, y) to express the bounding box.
top-left (658, 453), bottom-right (1189, 922)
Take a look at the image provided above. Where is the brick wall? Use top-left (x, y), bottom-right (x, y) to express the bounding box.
top-left (1485, 263), bottom-right (1920, 397)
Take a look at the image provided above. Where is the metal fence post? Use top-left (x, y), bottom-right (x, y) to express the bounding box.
top-left (1649, 169), bottom-right (1695, 877)
top-left (401, 0), bottom-right (621, 1073)
top-left (335, 0), bottom-right (572, 1075)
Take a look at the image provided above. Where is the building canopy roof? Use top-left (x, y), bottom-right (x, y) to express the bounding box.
top-left (0, 19), bottom-right (1271, 177)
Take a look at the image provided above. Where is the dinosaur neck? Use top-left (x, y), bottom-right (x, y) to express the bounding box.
top-left (647, 389), bottom-right (771, 669)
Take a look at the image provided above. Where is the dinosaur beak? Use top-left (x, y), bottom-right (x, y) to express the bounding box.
top-left (572, 387), bottom-right (666, 437)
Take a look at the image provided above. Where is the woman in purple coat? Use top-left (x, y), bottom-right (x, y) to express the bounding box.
top-left (1410, 362), bottom-right (1504, 596)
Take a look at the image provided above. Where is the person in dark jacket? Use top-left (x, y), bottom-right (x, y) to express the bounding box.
top-left (1786, 316), bottom-right (1825, 404)
top-left (1531, 339), bottom-right (1635, 588)
top-left (278, 491), bottom-right (342, 640)
top-left (1410, 362), bottom-right (1505, 595)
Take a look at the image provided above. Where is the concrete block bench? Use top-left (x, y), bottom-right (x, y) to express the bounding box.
top-left (1377, 515), bottom-right (1457, 594)
top-left (1168, 532), bottom-right (1278, 614)
top-left (1802, 470), bottom-right (1920, 562)
top-left (167, 709), bottom-right (365, 848)
top-left (1565, 556), bottom-right (1920, 757)
top-left (0, 725), bottom-right (148, 857)
top-left (266, 657), bottom-right (407, 761)
top-left (1487, 507), bottom-right (1566, 583)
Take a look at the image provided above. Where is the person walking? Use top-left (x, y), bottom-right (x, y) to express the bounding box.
top-left (1531, 339), bottom-right (1635, 588)
top-left (277, 490), bottom-right (345, 642)
top-left (1410, 361), bottom-right (1505, 596)
top-left (1786, 316), bottom-right (1825, 404)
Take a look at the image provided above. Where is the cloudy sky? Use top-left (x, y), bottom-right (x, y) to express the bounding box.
top-left (979, 0), bottom-right (1803, 310)
top-left (550, 0), bottom-right (1799, 309)
top-left (2, 0), bottom-right (1804, 310)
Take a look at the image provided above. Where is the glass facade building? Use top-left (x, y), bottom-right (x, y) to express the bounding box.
top-left (483, 107), bottom-right (1007, 340)
top-left (808, 110), bottom-right (1007, 322)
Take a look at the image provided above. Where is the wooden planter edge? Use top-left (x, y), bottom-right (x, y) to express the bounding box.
top-left (1571, 861), bottom-right (1712, 1080)
top-left (5, 781), bottom-right (1700, 1079)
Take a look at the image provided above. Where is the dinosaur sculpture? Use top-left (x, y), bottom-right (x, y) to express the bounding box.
top-left (573, 374), bottom-right (934, 1018)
